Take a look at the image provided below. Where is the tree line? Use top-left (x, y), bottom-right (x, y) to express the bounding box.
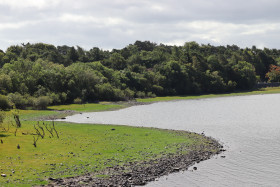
top-left (0, 41), bottom-right (280, 110)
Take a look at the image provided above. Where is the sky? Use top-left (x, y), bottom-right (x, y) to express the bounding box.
top-left (1, 0), bottom-right (280, 51)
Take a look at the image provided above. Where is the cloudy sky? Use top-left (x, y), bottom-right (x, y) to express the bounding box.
top-left (1, 0), bottom-right (280, 50)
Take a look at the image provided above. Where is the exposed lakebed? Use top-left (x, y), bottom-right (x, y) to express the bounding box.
top-left (61, 94), bottom-right (280, 186)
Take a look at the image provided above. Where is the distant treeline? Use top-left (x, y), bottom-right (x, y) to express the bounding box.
top-left (0, 41), bottom-right (280, 109)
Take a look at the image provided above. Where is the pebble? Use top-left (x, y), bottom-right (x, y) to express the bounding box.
top-left (1, 174), bottom-right (7, 177)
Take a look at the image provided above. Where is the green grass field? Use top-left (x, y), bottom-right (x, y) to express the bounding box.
top-left (0, 120), bottom-right (208, 186)
top-left (0, 106), bottom-right (214, 186)
top-left (48, 102), bottom-right (124, 112)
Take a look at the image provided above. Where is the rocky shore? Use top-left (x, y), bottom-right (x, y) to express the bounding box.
top-left (47, 133), bottom-right (224, 187)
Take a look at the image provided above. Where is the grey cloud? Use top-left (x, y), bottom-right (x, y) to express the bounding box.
top-left (1, 0), bottom-right (280, 50)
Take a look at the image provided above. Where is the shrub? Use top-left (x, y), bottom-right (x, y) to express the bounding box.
top-left (73, 97), bottom-right (82, 104)
top-left (136, 91), bottom-right (146, 98)
top-left (0, 110), bottom-right (6, 125)
top-left (0, 95), bottom-right (11, 110)
top-left (147, 92), bottom-right (156, 98)
top-left (48, 92), bottom-right (61, 105)
top-left (124, 88), bottom-right (135, 100)
top-left (113, 88), bottom-right (126, 101)
top-left (7, 93), bottom-right (27, 109)
top-left (33, 96), bottom-right (51, 109)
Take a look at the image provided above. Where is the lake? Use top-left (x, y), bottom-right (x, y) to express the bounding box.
top-left (61, 94), bottom-right (280, 186)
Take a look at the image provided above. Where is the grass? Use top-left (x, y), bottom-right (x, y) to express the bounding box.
top-left (136, 87), bottom-right (280, 103)
top-left (48, 102), bottom-right (124, 112)
top-left (0, 120), bottom-right (208, 186)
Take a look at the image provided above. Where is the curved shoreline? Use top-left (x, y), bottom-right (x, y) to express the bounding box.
top-left (48, 131), bottom-right (224, 186)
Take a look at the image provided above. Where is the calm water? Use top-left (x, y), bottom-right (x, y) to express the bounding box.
top-left (61, 94), bottom-right (280, 186)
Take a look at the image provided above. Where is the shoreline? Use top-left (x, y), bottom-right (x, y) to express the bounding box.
top-left (48, 131), bottom-right (224, 186)
top-left (35, 87), bottom-right (280, 122)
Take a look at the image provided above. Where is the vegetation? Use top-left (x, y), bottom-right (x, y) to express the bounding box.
top-left (0, 108), bottom-right (213, 186)
top-left (1, 41), bottom-right (280, 110)
top-left (1, 86), bottom-right (280, 186)
top-left (2, 41), bottom-right (280, 185)
top-left (48, 102), bottom-right (124, 112)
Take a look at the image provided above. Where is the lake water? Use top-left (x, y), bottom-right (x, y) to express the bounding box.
top-left (60, 94), bottom-right (280, 186)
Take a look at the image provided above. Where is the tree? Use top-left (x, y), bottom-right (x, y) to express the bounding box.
top-left (109, 53), bottom-right (127, 70)
top-left (232, 61), bottom-right (257, 89)
top-left (266, 65), bottom-right (280, 82)
top-left (0, 95), bottom-right (11, 110)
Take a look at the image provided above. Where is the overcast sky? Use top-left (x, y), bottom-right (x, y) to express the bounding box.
top-left (1, 0), bottom-right (280, 51)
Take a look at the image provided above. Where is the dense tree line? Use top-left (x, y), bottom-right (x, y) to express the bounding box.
top-left (0, 41), bottom-right (280, 109)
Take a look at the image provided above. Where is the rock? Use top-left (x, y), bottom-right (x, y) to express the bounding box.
top-left (123, 173), bottom-right (132, 177)
top-left (221, 155), bottom-right (226, 158)
top-left (61, 117), bottom-right (66, 120)
top-left (1, 174), bottom-right (7, 177)
top-left (173, 168), bottom-right (180, 172)
top-left (193, 167), bottom-right (197, 170)
top-left (111, 128), bottom-right (116, 131)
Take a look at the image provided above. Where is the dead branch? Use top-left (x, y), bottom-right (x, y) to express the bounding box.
top-left (33, 136), bottom-right (39, 148)
top-left (42, 122), bottom-right (54, 137)
top-left (52, 120), bottom-right (59, 139)
top-left (34, 122), bottom-right (45, 139)
top-left (13, 113), bottom-right (21, 128)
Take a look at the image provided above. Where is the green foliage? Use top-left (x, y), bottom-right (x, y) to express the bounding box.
top-left (0, 41), bottom-right (278, 108)
top-left (0, 95), bottom-right (11, 110)
top-left (232, 61), bottom-right (257, 89)
top-left (73, 97), bottom-right (82, 104)
top-left (33, 96), bottom-right (51, 109)
top-left (0, 110), bottom-right (5, 124)
top-left (7, 93), bottom-right (28, 109)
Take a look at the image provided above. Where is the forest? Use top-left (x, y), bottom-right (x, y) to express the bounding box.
top-left (1, 41), bottom-right (280, 110)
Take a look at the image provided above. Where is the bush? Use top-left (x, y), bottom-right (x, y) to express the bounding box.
top-left (7, 93), bottom-right (27, 109)
top-left (33, 96), bottom-right (51, 109)
top-left (0, 110), bottom-right (6, 125)
top-left (73, 97), bottom-right (82, 104)
top-left (147, 92), bottom-right (156, 98)
top-left (48, 92), bottom-right (61, 105)
top-left (96, 83), bottom-right (115, 101)
top-left (124, 88), bottom-right (135, 100)
top-left (113, 88), bottom-right (126, 101)
top-left (0, 95), bottom-right (11, 110)
top-left (136, 91), bottom-right (146, 98)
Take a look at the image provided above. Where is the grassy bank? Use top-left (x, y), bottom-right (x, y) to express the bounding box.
top-left (0, 108), bottom-right (219, 186)
top-left (48, 102), bottom-right (124, 112)
top-left (136, 87), bottom-right (280, 103)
